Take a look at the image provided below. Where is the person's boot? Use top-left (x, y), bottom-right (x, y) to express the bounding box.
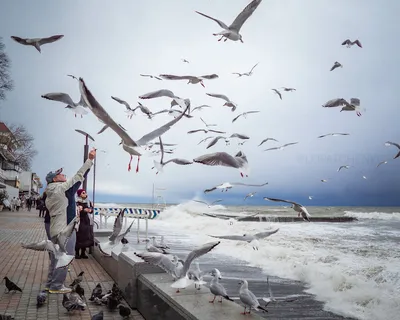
top-left (80, 248), bottom-right (88, 259)
top-left (75, 249), bottom-right (81, 259)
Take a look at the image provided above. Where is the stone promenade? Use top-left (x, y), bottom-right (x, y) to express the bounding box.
top-left (0, 209), bottom-right (144, 320)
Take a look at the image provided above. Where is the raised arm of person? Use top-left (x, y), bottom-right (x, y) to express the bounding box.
top-left (58, 149), bottom-right (96, 193)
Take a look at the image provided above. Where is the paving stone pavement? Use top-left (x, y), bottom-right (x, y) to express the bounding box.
top-left (0, 209), bottom-right (144, 320)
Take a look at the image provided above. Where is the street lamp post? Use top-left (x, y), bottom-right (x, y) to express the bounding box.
top-left (75, 129), bottom-right (95, 191)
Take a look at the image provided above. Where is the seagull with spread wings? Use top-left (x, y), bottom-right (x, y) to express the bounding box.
top-left (195, 0), bottom-right (263, 43)
top-left (264, 142), bottom-right (298, 152)
top-left (340, 98), bottom-right (363, 117)
top-left (377, 160), bottom-right (388, 168)
top-left (21, 218), bottom-right (78, 269)
top-left (11, 34), bottom-right (64, 52)
top-left (258, 138), bottom-right (279, 146)
top-left (159, 74), bottom-right (218, 88)
top-left (272, 89), bottom-right (282, 100)
top-left (233, 63), bottom-right (259, 77)
top-left (209, 228), bottom-right (279, 250)
top-left (41, 92), bottom-right (88, 118)
top-left (135, 241), bottom-right (221, 292)
top-left (204, 182), bottom-right (268, 193)
top-left (281, 87), bottom-right (296, 92)
top-left (152, 136), bottom-right (193, 174)
top-left (111, 96), bottom-right (137, 119)
top-left (200, 117), bottom-right (217, 127)
top-left (78, 78), bottom-right (189, 172)
top-left (385, 141), bottom-right (400, 159)
top-left (192, 199), bottom-right (223, 208)
top-left (342, 39), bottom-right (362, 48)
top-left (264, 197), bottom-right (311, 222)
top-left (98, 209), bottom-right (134, 256)
top-left (194, 151), bottom-right (249, 177)
top-left (206, 93), bottom-right (237, 111)
top-left (330, 61), bottom-right (343, 71)
top-left (244, 192), bottom-right (257, 201)
top-left (337, 165), bottom-right (351, 172)
top-left (139, 89), bottom-right (188, 109)
top-left (318, 133), bottom-right (349, 138)
top-left (232, 111), bottom-right (260, 123)
top-left (188, 129), bottom-right (226, 135)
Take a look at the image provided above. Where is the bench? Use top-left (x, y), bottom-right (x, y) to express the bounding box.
top-left (94, 207), bottom-right (161, 242)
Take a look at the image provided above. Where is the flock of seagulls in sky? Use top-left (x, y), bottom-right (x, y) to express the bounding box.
top-left (5, 0), bottom-right (400, 316)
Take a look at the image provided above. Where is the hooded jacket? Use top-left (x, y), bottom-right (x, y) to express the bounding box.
top-left (45, 159), bottom-right (93, 238)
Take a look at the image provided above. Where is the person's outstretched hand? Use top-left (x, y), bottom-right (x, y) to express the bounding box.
top-left (88, 148), bottom-right (96, 160)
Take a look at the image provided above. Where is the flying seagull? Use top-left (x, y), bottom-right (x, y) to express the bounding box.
top-left (340, 98), bottom-right (363, 117)
top-left (337, 165), bottom-right (350, 172)
top-left (138, 89), bottom-right (187, 109)
top-left (111, 96), bottom-right (136, 119)
top-left (209, 228), bottom-right (279, 250)
top-left (159, 74), bottom-right (219, 88)
top-left (377, 160), bottom-right (388, 168)
top-left (330, 61), bottom-right (343, 71)
top-left (11, 35), bottom-right (64, 52)
top-left (135, 102), bottom-right (153, 119)
top-left (191, 105), bottom-right (212, 113)
top-left (98, 209), bottom-right (134, 256)
top-left (198, 136), bottom-right (215, 145)
top-left (384, 141), bottom-right (400, 159)
top-left (200, 117), bottom-right (217, 128)
top-left (206, 93), bottom-right (237, 111)
top-left (272, 89), bottom-right (282, 100)
top-left (182, 59), bottom-right (190, 63)
top-left (322, 98), bottom-right (363, 116)
top-left (322, 98), bottom-right (350, 108)
top-left (264, 142), bottom-right (298, 152)
top-left (192, 199), bottom-right (223, 208)
top-left (21, 217), bottom-right (78, 269)
top-left (281, 87), bottom-right (296, 92)
top-left (135, 241), bottom-right (221, 292)
top-left (204, 182), bottom-right (268, 193)
top-left (41, 92), bottom-right (89, 118)
top-left (78, 78), bottom-right (189, 172)
top-left (264, 197), bottom-right (311, 222)
top-left (195, 0), bottom-right (263, 43)
top-left (152, 136), bottom-right (193, 174)
top-left (318, 133), bottom-right (349, 138)
top-left (140, 74), bottom-right (162, 80)
top-left (342, 39), bottom-right (362, 48)
top-left (232, 63), bottom-right (259, 77)
top-left (244, 192), bottom-right (257, 201)
top-left (258, 138), bottom-right (279, 146)
top-left (188, 129), bottom-right (226, 135)
top-left (206, 136), bottom-right (228, 149)
top-left (194, 151), bottom-right (249, 177)
top-left (152, 108), bottom-right (193, 119)
top-left (232, 111), bottom-right (260, 123)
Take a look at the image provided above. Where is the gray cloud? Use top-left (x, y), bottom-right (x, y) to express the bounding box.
top-left (1, 0), bottom-right (399, 205)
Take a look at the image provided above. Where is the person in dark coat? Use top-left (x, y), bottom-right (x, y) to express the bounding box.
top-left (75, 189), bottom-right (94, 259)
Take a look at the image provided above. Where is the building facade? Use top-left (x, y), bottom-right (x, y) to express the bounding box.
top-left (19, 171), bottom-right (43, 197)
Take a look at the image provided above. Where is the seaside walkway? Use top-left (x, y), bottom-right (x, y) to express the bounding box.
top-left (0, 209), bottom-right (144, 320)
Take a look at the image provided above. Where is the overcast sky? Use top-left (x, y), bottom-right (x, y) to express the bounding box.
top-left (1, 0), bottom-right (399, 206)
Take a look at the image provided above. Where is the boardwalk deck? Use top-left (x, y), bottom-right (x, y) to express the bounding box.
top-left (0, 209), bottom-right (144, 320)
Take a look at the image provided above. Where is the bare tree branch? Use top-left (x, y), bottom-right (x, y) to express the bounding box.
top-left (5, 123), bottom-right (38, 171)
top-left (0, 37), bottom-right (14, 101)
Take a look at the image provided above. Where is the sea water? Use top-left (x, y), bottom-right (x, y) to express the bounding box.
top-left (97, 202), bottom-right (400, 320)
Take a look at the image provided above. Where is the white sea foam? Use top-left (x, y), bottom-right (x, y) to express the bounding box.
top-left (148, 202), bottom-right (400, 320)
top-left (344, 211), bottom-right (400, 221)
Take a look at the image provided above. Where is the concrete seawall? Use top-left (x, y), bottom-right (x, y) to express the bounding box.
top-left (93, 229), bottom-right (355, 320)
